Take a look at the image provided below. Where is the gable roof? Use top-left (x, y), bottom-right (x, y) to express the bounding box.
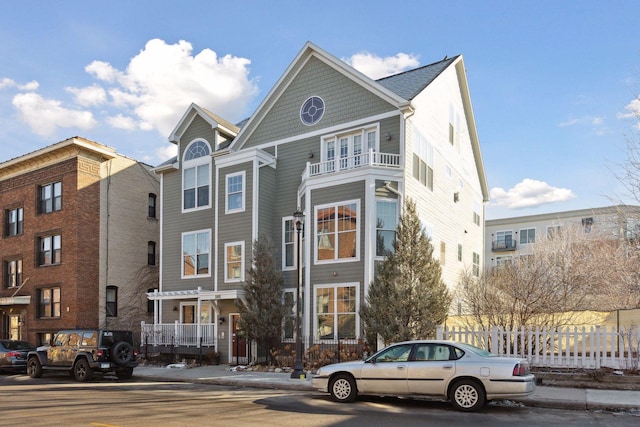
top-left (230, 41), bottom-right (412, 151)
top-left (168, 103), bottom-right (240, 144)
top-left (376, 56), bottom-right (459, 100)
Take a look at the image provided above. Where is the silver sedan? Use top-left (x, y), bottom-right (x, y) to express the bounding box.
top-left (312, 340), bottom-right (535, 412)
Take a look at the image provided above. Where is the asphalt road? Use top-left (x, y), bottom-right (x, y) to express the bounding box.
top-left (0, 374), bottom-right (638, 426)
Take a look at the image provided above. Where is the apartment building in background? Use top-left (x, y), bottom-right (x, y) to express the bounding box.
top-left (0, 137), bottom-right (159, 345)
top-left (485, 204), bottom-right (640, 268)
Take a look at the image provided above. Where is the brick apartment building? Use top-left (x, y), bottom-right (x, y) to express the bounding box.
top-left (0, 137), bottom-right (159, 345)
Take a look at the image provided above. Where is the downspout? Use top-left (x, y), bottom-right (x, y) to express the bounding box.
top-left (104, 159), bottom-right (112, 329)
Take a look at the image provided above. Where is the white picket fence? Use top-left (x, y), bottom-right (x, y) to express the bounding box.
top-left (436, 325), bottom-right (640, 370)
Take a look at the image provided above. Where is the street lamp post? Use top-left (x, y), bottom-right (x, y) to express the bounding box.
top-left (290, 208), bottom-right (306, 379)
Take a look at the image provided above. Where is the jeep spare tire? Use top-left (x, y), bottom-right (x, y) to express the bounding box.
top-left (112, 341), bottom-right (133, 366)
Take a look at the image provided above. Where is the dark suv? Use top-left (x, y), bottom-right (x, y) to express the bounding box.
top-left (27, 329), bottom-right (138, 381)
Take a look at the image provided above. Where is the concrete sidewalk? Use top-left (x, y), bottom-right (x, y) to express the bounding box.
top-left (134, 364), bottom-right (640, 412)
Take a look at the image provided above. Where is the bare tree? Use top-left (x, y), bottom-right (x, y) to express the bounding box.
top-left (457, 223), bottom-right (640, 330)
top-left (104, 265), bottom-right (158, 344)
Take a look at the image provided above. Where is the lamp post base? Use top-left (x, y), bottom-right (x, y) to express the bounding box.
top-left (290, 360), bottom-right (306, 379)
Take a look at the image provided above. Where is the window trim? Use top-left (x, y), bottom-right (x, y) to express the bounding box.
top-left (375, 199), bottom-right (398, 259)
top-left (225, 171), bottom-right (246, 214)
top-left (519, 227), bottom-right (536, 245)
top-left (313, 282), bottom-right (360, 341)
top-left (181, 229), bottom-right (211, 279)
top-left (314, 199), bottom-right (360, 264)
top-left (282, 217), bottom-right (297, 271)
top-left (181, 139), bottom-right (212, 213)
top-left (224, 241), bottom-right (245, 283)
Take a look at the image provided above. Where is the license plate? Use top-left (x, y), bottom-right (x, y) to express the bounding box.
top-left (100, 363), bottom-right (111, 369)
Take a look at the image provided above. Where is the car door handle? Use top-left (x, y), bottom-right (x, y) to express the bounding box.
top-left (443, 364), bottom-right (453, 369)
top-left (397, 365), bottom-right (406, 370)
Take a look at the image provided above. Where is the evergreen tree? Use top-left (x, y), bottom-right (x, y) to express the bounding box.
top-left (361, 199), bottom-right (451, 346)
top-left (237, 234), bottom-right (286, 358)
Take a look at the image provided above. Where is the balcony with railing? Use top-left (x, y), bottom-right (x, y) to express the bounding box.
top-left (491, 238), bottom-right (517, 252)
top-left (302, 149), bottom-right (400, 179)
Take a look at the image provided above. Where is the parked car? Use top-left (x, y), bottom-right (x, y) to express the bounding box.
top-left (312, 340), bottom-right (535, 412)
top-left (0, 340), bottom-right (36, 373)
top-left (26, 329), bottom-right (138, 381)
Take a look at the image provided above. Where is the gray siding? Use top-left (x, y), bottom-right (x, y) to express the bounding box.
top-left (178, 115), bottom-right (217, 159)
top-left (217, 162), bottom-right (254, 290)
top-left (243, 56), bottom-right (397, 147)
top-left (257, 165), bottom-right (276, 240)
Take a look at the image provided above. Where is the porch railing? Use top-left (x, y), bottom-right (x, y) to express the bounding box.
top-left (141, 321), bottom-right (217, 348)
top-left (303, 150), bottom-right (400, 178)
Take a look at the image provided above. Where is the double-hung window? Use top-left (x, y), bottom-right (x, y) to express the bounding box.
top-left (376, 200), bottom-right (397, 257)
top-left (39, 234), bottom-right (61, 265)
top-left (315, 200), bottom-right (359, 263)
top-left (314, 284), bottom-right (358, 340)
top-left (224, 241), bottom-right (244, 282)
top-left (39, 287), bottom-right (61, 318)
top-left (182, 230), bottom-right (210, 278)
top-left (5, 207), bottom-right (23, 236)
top-left (226, 171), bottom-right (245, 213)
top-left (148, 193), bottom-right (157, 218)
top-left (5, 259), bottom-right (22, 288)
top-left (283, 217), bottom-right (295, 270)
top-left (106, 286), bottom-right (118, 317)
top-left (412, 128), bottom-right (434, 191)
top-left (182, 140), bottom-right (211, 211)
top-left (40, 182), bottom-right (62, 213)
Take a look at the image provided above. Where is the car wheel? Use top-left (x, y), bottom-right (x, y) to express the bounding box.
top-left (112, 341), bottom-right (133, 366)
top-left (329, 374), bottom-right (357, 403)
top-left (27, 357), bottom-right (43, 378)
top-left (73, 358), bottom-right (93, 382)
top-left (116, 367), bottom-right (134, 379)
top-left (449, 379), bottom-right (485, 412)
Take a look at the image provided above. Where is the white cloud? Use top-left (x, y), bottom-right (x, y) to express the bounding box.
top-left (85, 60), bottom-right (121, 83)
top-left (489, 178), bottom-right (576, 209)
top-left (12, 92), bottom-right (96, 137)
top-left (86, 38), bottom-right (259, 136)
top-left (106, 114), bottom-right (138, 130)
top-left (0, 78), bottom-right (39, 91)
top-left (344, 52), bottom-right (420, 79)
top-left (618, 98), bottom-right (640, 120)
top-left (66, 84), bottom-right (107, 106)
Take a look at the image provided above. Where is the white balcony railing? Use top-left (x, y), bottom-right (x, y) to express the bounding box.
top-left (303, 150), bottom-right (400, 178)
top-left (141, 321), bottom-right (217, 348)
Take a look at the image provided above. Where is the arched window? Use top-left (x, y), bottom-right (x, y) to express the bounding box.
top-left (182, 140), bottom-right (211, 211)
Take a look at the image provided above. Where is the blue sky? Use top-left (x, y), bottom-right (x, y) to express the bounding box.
top-left (1, 1), bottom-right (639, 219)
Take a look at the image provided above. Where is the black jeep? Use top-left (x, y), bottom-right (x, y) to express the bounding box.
top-left (26, 329), bottom-right (138, 381)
